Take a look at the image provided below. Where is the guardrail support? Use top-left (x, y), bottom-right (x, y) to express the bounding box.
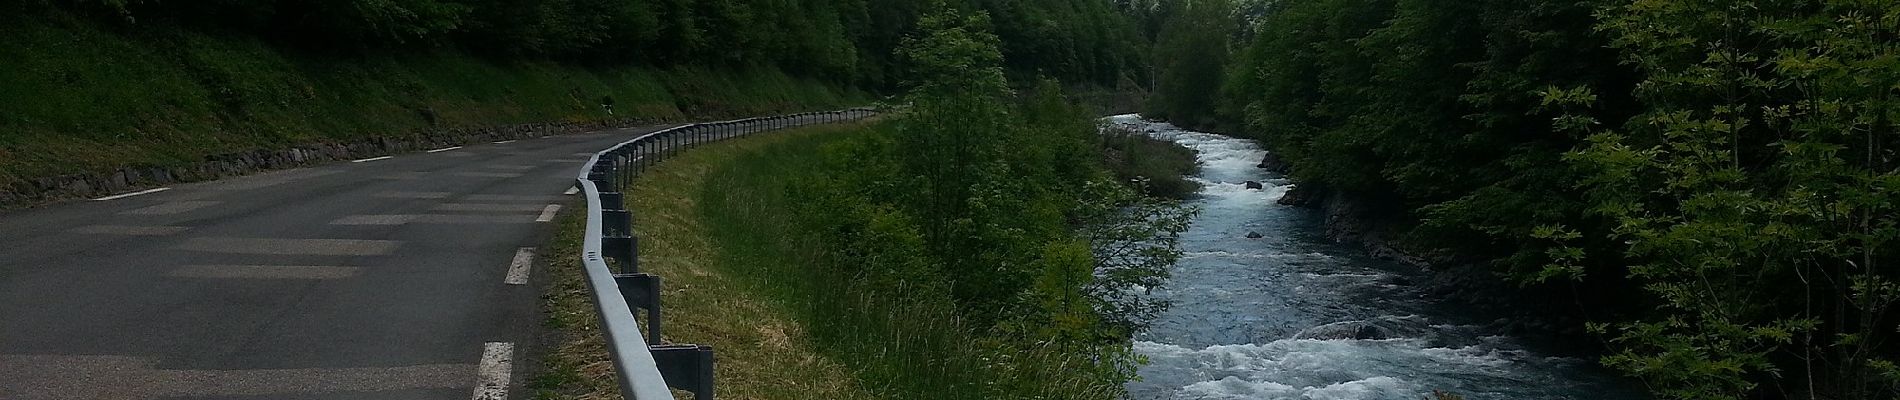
top-left (652, 344), bottom-right (716, 400)
top-left (615, 273), bottom-right (664, 343)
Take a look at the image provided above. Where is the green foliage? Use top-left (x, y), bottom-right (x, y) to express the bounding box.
top-left (690, 7), bottom-right (1193, 397)
top-left (1207, 0), bottom-right (1900, 397)
top-left (48, 0), bottom-right (1147, 89)
top-left (1145, 0), bottom-right (1237, 127)
top-left (0, 9), bottom-right (861, 187)
top-left (1100, 126), bottom-right (1201, 199)
top-left (1564, 0), bottom-right (1900, 397)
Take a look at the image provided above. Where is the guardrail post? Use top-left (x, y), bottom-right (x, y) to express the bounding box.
top-left (642, 138), bottom-right (654, 171)
top-left (590, 165), bottom-right (612, 189)
top-left (652, 344), bottom-right (716, 400)
top-left (615, 273), bottom-right (664, 343)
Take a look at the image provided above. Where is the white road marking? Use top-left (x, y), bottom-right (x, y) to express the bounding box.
top-left (330, 214), bottom-right (537, 225)
top-left (426, 146), bottom-right (463, 153)
top-left (465, 194), bottom-right (561, 202)
top-left (92, 188), bottom-right (170, 201)
top-left (170, 265), bottom-right (361, 279)
top-left (118, 201), bottom-right (221, 215)
top-left (329, 215), bottom-right (419, 225)
top-left (209, 170), bottom-right (342, 191)
top-left (432, 203), bottom-right (549, 212)
top-left (455, 172), bottom-right (524, 178)
top-left (0, 354), bottom-right (476, 398)
top-left (376, 172), bottom-right (430, 180)
top-left (492, 140), bottom-right (515, 144)
top-left (352, 156), bottom-right (394, 163)
top-left (373, 191), bottom-right (452, 199)
top-left (562, 187), bottom-right (579, 195)
top-left (176, 237), bottom-right (401, 256)
top-left (535, 205), bottom-right (560, 222)
top-left (504, 248), bottom-right (534, 285)
top-left (471, 342), bottom-right (514, 400)
top-left (67, 225), bottom-right (191, 235)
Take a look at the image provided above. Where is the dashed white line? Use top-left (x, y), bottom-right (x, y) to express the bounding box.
top-left (504, 248), bottom-right (534, 285)
top-left (492, 140), bottom-right (515, 144)
top-left (92, 187), bottom-right (170, 201)
top-left (352, 156), bottom-right (394, 163)
top-left (426, 146), bottom-right (463, 153)
top-left (471, 342), bottom-right (514, 400)
top-left (535, 205), bottom-right (561, 222)
top-left (563, 187), bottom-right (579, 195)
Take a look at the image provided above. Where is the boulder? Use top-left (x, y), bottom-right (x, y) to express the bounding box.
top-left (1244, 181), bottom-right (1264, 190)
top-left (1293, 316), bottom-right (1431, 341)
top-left (1246, 231), bottom-right (1264, 239)
top-left (1256, 152), bottom-right (1289, 173)
top-left (1277, 185), bottom-right (1322, 207)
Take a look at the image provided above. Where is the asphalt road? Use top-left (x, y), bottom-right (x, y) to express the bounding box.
top-left (0, 122), bottom-right (708, 400)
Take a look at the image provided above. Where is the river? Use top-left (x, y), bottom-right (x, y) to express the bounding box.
top-left (1107, 116), bottom-right (1644, 400)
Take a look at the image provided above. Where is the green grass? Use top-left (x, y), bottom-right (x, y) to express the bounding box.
top-left (539, 122), bottom-right (1121, 399)
top-left (0, 9), bottom-right (863, 187)
top-left (688, 123), bottom-right (1121, 399)
top-left (535, 127), bottom-right (879, 400)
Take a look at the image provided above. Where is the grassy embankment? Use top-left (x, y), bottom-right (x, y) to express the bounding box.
top-left (533, 126), bottom-right (878, 400)
top-left (537, 120), bottom-right (1136, 399)
top-left (0, 10), bottom-right (862, 188)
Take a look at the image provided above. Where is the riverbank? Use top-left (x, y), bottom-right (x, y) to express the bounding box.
top-left (1274, 183), bottom-right (1597, 349)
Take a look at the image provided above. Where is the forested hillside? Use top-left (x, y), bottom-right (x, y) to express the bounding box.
top-left (0, 0), bottom-right (1150, 197)
top-left (1146, 0), bottom-right (1899, 398)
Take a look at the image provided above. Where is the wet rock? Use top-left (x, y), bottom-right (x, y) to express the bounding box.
top-left (1244, 180), bottom-right (1264, 190)
top-left (1277, 185), bottom-right (1323, 207)
top-left (1256, 152), bottom-right (1289, 173)
top-left (1294, 316), bottom-right (1431, 341)
top-left (1246, 231), bottom-right (1264, 239)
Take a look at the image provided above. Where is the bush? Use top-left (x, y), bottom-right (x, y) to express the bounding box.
top-left (1101, 126), bottom-right (1199, 199)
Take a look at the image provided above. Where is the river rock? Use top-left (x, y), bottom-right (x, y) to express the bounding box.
top-left (1294, 316), bottom-right (1432, 341)
top-left (1277, 185), bottom-right (1322, 207)
top-left (1244, 181), bottom-right (1264, 190)
top-left (1294, 321), bottom-right (1393, 340)
top-left (1256, 152), bottom-right (1289, 173)
top-left (1246, 231), bottom-right (1264, 239)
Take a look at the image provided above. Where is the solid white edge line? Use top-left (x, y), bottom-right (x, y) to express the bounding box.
top-left (471, 342), bottom-right (514, 400)
top-left (492, 140), bottom-right (515, 144)
top-left (562, 187), bottom-right (579, 195)
top-left (92, 187), bottom-right (171, 201)
top-left (352, 156), bottom-right (394, 163)
top-left (426, 146), bottom-right (463, 153)
top-left (535, 205), bottom-right (561, 222)
top-left (504, 248), bottom-right (534, 285)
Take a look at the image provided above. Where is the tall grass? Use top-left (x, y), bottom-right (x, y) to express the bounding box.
top-left (695, 125), bottom-right (1121, 399)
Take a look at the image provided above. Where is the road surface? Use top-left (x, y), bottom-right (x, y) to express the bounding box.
top-left (0, 122), bottom-right (710, 400)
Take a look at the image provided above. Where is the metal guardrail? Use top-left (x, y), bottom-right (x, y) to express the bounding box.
top-left (574, 107), bottom-right (879, 400)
